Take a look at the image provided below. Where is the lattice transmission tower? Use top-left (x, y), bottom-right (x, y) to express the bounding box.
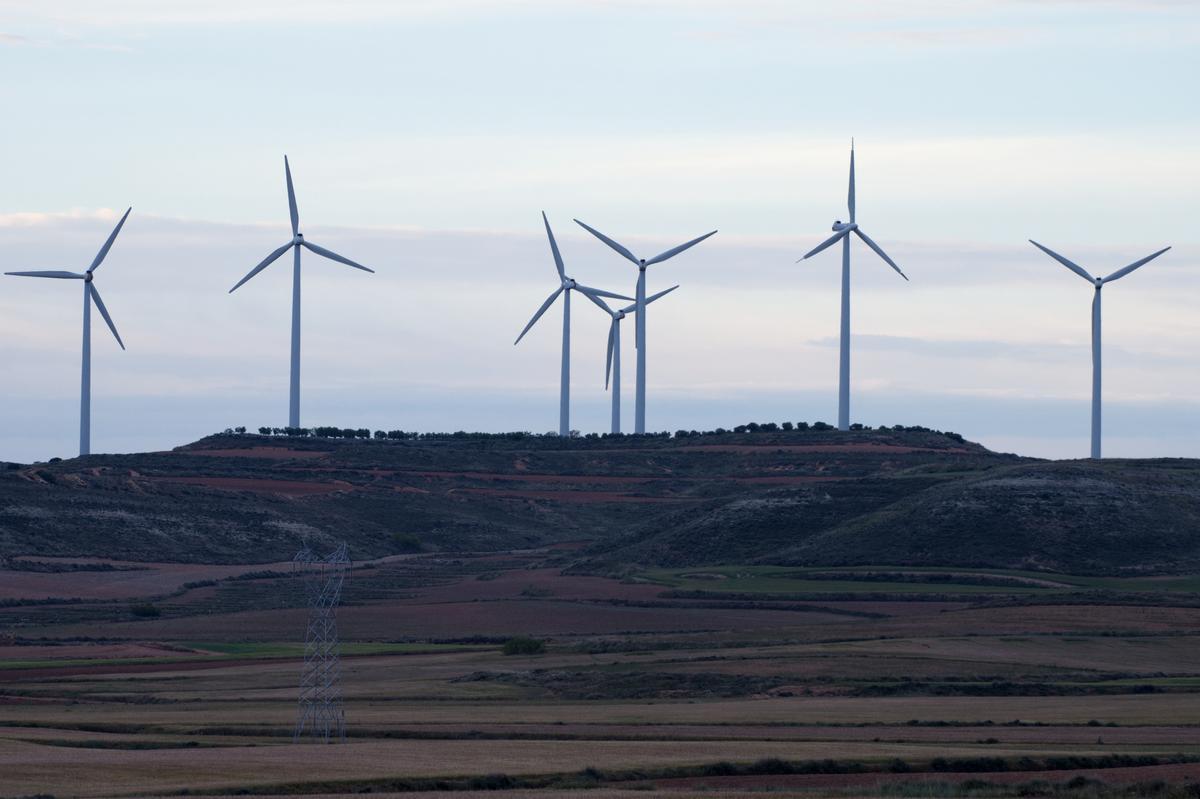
top-left (292, 541), bottom-right (350, 743)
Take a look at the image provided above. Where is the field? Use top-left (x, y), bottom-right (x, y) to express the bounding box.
top-left (4, 546), bottom-right (1200, 799)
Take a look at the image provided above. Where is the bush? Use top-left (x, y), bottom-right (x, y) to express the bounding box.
top-left (129, 603), bottom-right (161, 618)
top-left (502, 636), bottom-right (546, 655)
top-left (392, 533), bottom-right (422, 553)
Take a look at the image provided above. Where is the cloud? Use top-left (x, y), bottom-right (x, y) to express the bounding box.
top-left (0, 208), bottom-right (124, 228)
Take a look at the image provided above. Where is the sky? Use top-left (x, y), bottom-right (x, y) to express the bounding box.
top-left (1, 0), bottom-right (1198, 463)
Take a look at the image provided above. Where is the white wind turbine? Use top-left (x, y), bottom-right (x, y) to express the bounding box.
top-left (574, 220), bottom-right (716, 434)
top-left (6, 208), bottom-right (131, 457)
top-left (580, 285), bottom-right (679, 434)
top-left (1029, 240), bottom-right (1170, 460)
top-left (800, 141), bottom-right (907, 432)
top-left (514, 212), bottom-right (632, 437)
top-left (229, 156), bottom-right (374, 429)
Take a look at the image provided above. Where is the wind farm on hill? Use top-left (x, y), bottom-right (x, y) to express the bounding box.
top-left (3, 144), bottom-right (1175, 463)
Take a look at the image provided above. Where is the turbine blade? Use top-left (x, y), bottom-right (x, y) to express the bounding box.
top-left (5, 270), bottom-right (86, 279)
top-left (799, 229), bottom-right (848, 261)
top-left (574, 219), bottom-right (640, 266)
top-left (573, 283), bottom-right (632, 302)
top-left (1103, 246), bottom-right (1171, 284)
top-left (88, 207), bottom-right (132, 273)
top-left (854, 228), bottom-right (907, 280)
top-left (576, 286), bottom-right (614, 315)
top-left (302, 241), bottom-right (374, 273)
top-left (620, 285), bottom-right (677, 315)
top-left (1029, 240), bottom-right (1094, 283)
top-left (642, 284), bottom-right (680, 307)
top-left (514, 285), bottom-right (563, 345)
top-left (644, 230), bottom-right (717, 266)
top-left (542, 211), bottom-right (565, 279)
top-left (229, 242), bottom-right (292, 293)
top-left (285, 156), bottom-right (299, 236)
top-left (848, 142), bottom-right (856, 224)
top-left (605, 320), bottom-right (616, 390)
top-left (88, 284), bottom-right (125, 350)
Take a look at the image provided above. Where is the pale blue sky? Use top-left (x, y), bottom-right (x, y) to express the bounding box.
top-left (1, 1), bottom-right (1198, 461)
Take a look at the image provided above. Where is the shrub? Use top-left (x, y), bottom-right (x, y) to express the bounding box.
top-left (502, 636), bottom-right (546, 655)
top-left (129, 603), bottom-right (161, 618)
top-left (392, 533), bottom-right (422, 553)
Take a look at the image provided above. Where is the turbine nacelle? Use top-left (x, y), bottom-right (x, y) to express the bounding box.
top-left (832, 221), bottom-right (858, 232)
top-left (563, 277), bottom-right (577, 290)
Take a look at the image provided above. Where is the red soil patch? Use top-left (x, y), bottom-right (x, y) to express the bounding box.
top-left (385, 470), bottom-right (842, 487)
top-left (180, 447), bottom-right (330, 459)
top-left (397, 470), bottom-right (663, 485)
top-left (149, 476), bottom-right (349, 496)
top-left (0, 642), bottom-right (194, 661)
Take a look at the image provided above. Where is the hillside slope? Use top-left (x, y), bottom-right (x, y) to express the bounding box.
top-left (771, 459), bottom-right (1200, 573)
top-left (580, 457), bottom-right (1200, 575)
top-left (2, 428), bottom-right (1197, 574)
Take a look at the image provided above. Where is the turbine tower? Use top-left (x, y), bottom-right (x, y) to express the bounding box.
top-left (574, 220), bottom-right (716, 434)
top-left (6, 208), bottom-right (131, 457)
top-left (799, 141), bottom-right (907, 432)
top-left (230, 156), bottom-right (374, 429)
top-left (1029, 240), bottom-right (1170, 459)
top-left (514, 213), bottom-right (631, 437)
top-left (580, 286), bottom-right (679, 434)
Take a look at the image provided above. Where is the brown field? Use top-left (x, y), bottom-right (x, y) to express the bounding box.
top-left (147, 476), bottom-right (352, 495)
top-left (3, 549), bottom-right (1199, 798)
top-left (0, 557), bottom-right (301, 600)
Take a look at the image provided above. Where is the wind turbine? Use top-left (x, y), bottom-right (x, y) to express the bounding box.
top-left (574, 220), bottom-right (716, 434)
top-left (1029, 240), bottom-right (1170, 460)
top-left (799, 141), bottom-right (907, 432)
top-left (513, 212), bottom-right (632, 437)
top-left (229, 156), bottom-right (374, 429)
top-left (580, 285), bottom-right (679, 434)
top-left (6, 208), bottom-right (131, 457)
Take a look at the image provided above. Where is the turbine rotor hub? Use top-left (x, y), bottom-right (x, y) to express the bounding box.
top-left (293, 233), bottom-right (304, 244)
top-left (84, 272), bottom-right (93, 283)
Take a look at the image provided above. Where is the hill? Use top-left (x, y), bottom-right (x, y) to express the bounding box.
top-left (2, 426), bottom-right (1198, 574)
